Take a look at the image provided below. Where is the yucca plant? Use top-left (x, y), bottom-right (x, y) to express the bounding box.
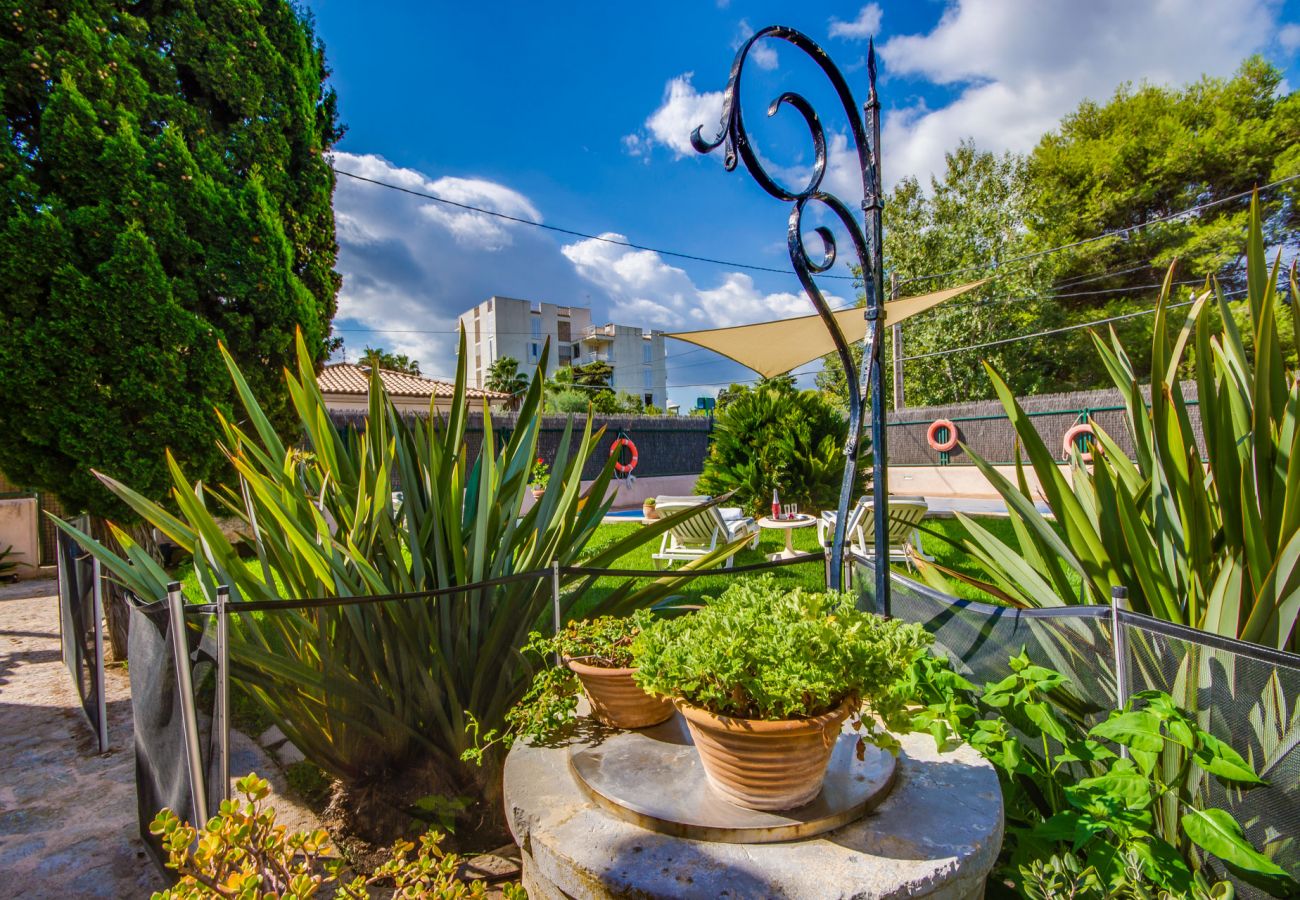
top-left (917, 194), bottom-right (1300, 653)
top-left (54, 331), bottom-right (742, 815)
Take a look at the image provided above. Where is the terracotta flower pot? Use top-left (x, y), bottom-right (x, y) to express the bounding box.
top-left (642, 503), bottom-right (659, 520)
top-left (531, 486), bottom-right (545, 499)
top-left (567, 659), bottom-right (674, 729)
top-left (675, 696), bottom-right (856, 811)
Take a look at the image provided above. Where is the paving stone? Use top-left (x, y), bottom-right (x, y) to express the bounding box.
top-left (0, 580), bottom-right (323, 895)
top-left (258, 724), bottom-right (288, 748)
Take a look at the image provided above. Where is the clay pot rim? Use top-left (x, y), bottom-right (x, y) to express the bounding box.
top-left (674, 695), bottom-right (857, 734)
top-left (566, 657), bottom-right (638, 677)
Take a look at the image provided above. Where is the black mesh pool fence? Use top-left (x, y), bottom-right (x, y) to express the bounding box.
top-left (856, 556), bottom-right (1300, 896)
top-left (126, 551), bottom-right (827, 877)
top-left (126, 592), bottom-right (217, 875)
top-left (55, 520), bottom-right (108, 753)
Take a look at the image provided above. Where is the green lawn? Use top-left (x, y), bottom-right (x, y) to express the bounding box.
top-left (177, 514), bottom-right (1066, 611)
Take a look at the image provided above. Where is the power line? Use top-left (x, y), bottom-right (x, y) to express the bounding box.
top-left (332, 167), bottom-right (857, 281)
top-left (898, 291), bottom-right (1245, 363)
top-left (897, 174), bottom-right (1300, 289)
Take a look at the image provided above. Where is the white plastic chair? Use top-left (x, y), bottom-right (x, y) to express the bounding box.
top-left (819, 496), bottom-right (932, 566)
top-left (650, 498), bottom-right (760, 569)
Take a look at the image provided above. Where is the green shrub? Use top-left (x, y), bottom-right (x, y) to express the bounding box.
top-left (909, 653), bottom-right (1299, 897)
top-left (150, 773), bottom-right (522, 899)
top-left (465, 611), bottom-right (655, 761)
top-left (632, 576), bottom-right (928, 750)
top-left (696, 385), bottom-right (865, 516)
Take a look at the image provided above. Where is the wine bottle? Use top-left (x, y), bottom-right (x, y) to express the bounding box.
top-left (771, 488), bottom-right (780, 520)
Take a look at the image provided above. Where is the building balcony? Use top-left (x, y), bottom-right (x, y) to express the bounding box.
top-left (581, 324), bottom-right (616, 342)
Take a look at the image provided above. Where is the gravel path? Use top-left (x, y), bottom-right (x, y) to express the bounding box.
top-left (0, 576), bottom-right (317, 897)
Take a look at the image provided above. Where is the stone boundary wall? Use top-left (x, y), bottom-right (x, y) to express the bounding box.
top-left (327, 411), bottom-right (713, 480)
top-left (886, 382), bottom-right (1204, 466)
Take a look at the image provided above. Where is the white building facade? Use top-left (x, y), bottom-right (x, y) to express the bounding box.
top-left (457, 296), bottom-right (668, 408)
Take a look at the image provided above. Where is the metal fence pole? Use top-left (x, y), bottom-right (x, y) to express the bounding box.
top-left (91, 557), bottom-right (108, 753)
top-left (551, 561), bottom-right (563, 665)
top-left (216, 585), bottom-right (231, 804)
top-left (166, 582), bottom-right (209, 825)
top-left (1111, 585), bottom-right (1131, 759)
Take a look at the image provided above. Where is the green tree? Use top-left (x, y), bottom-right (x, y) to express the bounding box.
top-left (715, 382), bottom-right (751, 412)
top-left (696, 385), bottom-right (864, 515)
top-left (570, 359), bottom-right (614, 389)
top-left (1023, 57), bottom-right (1300, 385)
top-left (881, 142), bottom-right (1063, 407)
top-left (485, 355), bottom-right (527, 408)
top-left (0, 0), bottom-right (341, 524)
top-left (359, 346), bottom-right (420, 376)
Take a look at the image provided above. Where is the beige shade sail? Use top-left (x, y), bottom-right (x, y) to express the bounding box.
top-left (665, 279), bottom-right (986, 379)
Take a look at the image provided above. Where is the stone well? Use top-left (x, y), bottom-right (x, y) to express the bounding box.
top-left (504, 713), bottom-right (1003, 899)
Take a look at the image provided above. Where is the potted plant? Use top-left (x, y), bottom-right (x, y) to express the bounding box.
top-left (530, 456), bottom-right (550, 499)
top-left (463, 612), bottom-right (672, 763)
top-left (632, 576), bottom-right (929, 811)
top-left (642, 497), bottom-right (658, 520)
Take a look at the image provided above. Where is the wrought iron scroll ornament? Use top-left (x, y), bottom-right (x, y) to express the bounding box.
top-left (691, 25), bottom-right (889, 605)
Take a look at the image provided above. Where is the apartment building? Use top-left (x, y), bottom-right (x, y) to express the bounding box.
top-left (457, 296), bottom-right (668, 408)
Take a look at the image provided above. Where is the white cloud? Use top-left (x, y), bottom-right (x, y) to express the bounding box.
top-left (829, 4), bottom-right (883, 40)
top-left (630, 73), bottom-right (725, 159)
top-left (328, 152), bottom-right (611, 373)
top-left (736, 20), bottom-right (779, 70)
top-left (561, 232), bottom-right (843, 329)
top-left (879, 0), bottom-right (1280, 185)
top-left (1281, 22), bottom-right (1300, 53)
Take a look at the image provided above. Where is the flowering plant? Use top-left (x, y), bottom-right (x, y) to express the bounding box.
top-left (530, 457), bottom-right (550, 489)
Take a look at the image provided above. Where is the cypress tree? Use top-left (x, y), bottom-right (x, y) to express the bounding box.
top-left (0, 0), bottom-right (342, 524)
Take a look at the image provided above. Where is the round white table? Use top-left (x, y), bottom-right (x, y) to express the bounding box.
top-left (757, 514), bottom-right (817, 560)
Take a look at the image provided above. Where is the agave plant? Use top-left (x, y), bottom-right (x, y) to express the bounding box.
top-left (55, 332), bottom-right (742, 798)
top-left (917, 194), bottom-right (1300, 653)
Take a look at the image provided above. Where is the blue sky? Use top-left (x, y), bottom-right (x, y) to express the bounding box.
top-left (306, 0), bottom-right (1300, 408)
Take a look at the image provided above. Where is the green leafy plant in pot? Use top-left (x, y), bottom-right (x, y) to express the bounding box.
top-left (632, 576), bottom-right (930, 811)
top-left (464, 612), bottom-right (671, 764)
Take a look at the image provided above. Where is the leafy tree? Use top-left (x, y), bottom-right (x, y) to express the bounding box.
top-left (696, 385), bottom-right (865, 515)
top-left (485, 355), bottom-right (527, 408)
top-left (758, 373), bottom-right (798, 392)
top-left (880, 142), bottom-right (1064, 407)
top-left (570, 359), bottom-right (614, 389)
top-left (547, 388), bottom-right (589, 414)
top-left (0, 1), bottom-right (341, 523)
top-left (359, 345), bottom-right (420, 376)
top-left (714, 382), bottom-right (751, 412)
top-left (1023, 57), bottom-right (1300, 386)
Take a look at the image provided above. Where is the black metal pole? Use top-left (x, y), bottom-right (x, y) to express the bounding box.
top-left (689, 25), bottom-right (883, 598)
top-left (864, 43), bottom-right (891, 617)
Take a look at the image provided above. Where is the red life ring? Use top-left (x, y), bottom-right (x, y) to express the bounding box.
top-left (1062, 423), bottom-right (1096, 462)
top-left (610, 437), bottom-right (638, 474)
top-left (926, 419), bottom-right (959, 452)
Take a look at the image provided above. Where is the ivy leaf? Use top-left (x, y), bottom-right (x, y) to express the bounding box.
top-left (1090, 710), bottom-right (1165, 753)
top-left (1181, 808), bottom-right (1290, 878)
top-left (1024, 701), bottom-right (1070, 742)
top-left (1071, 764), bottom-right (1153, 811)
top-left (1195, 732), bottom-right (1266, 786)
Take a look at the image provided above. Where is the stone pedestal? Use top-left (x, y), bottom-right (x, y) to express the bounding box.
top-left (505, 724), bottom-right (1003, 899)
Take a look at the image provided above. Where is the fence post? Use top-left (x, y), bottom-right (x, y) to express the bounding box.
top-left (166, 582), bottom-right (209, 825)
top-left (216, 585), bottom-right (231, 805)
top-left (551, 561), bottom-right (563, 665)
top-left (91, 557), bottom-right (108, 753)
top-left (1111, 585), bottom-right (1130, 761)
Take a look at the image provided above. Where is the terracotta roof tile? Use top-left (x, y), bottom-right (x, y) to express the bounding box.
top-left (317, 364), bottom-right (509, 400)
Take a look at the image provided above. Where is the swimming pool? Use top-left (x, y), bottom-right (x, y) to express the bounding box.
top-left (604, 509), bottom-right (645, 520)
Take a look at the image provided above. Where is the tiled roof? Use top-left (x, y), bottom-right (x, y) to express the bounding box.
top-left (317, 364), bottom-right (510, 400)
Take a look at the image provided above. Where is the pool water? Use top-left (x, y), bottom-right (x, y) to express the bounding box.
top-left (605, 509), bottom-right (644, 519)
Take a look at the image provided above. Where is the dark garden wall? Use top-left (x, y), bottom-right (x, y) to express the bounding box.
top-left (886, 383), bottom-right (1204, 466)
